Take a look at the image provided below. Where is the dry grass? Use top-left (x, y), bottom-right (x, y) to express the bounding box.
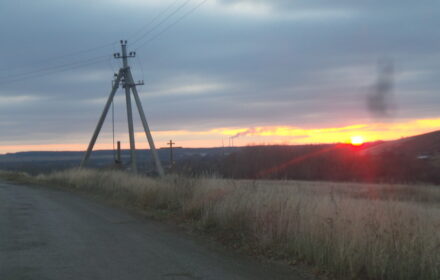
top-left (0, 170), bottom-right (33, 183)
top-left (3, 168), bottom-right (440, 280)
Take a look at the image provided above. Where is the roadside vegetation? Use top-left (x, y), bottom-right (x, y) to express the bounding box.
top-left (1, 168), bottom-right (439, 280)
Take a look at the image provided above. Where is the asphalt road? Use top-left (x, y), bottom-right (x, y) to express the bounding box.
top-left (0, 181), bottom-right (315, 280)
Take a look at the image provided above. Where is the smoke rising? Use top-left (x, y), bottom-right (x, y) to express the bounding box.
top-left (232, 128), bottom-right (260, 139)
top-left (367, 59), bottom-right (396, 118)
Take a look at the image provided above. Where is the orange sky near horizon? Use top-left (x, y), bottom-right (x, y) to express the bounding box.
top-left (1, 117), bottom-right (440, 154)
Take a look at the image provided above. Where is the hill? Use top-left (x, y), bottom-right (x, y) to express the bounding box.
top-left (362, 130), bottom-right (440, 158)
top-left (0, 147), bottom-right (238, 174)
top-left (1, 130), bottom-right (439, 183)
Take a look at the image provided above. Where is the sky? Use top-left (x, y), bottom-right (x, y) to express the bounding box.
top-left (1, 0), bottom-right (440, 153)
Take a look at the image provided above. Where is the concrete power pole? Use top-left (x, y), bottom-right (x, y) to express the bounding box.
top-left (80, 40), bottom-right (164, 177)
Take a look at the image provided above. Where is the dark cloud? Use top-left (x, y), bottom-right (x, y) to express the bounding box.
top-left (1, 0), bottom-right (440, 148)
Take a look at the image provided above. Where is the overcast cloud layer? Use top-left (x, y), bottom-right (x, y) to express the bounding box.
top-left (1, 0), bottom-right (439, 150)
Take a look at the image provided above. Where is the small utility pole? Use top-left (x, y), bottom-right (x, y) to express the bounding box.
top-left (116, 141), bottom-right (121, 165)
top-left (80, 40), bottom-right (164, 177)
top-left (167, 140), bottom-right (175, 167)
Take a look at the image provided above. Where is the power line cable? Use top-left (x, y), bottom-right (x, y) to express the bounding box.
top-left (0, 1), bottom-right (185, 75)
top-left (0, 41), bottom-right (116, 74)
top-left (127, 0), bottom-right (181, 41)
top-left (0, 58), bottom-right (108, 85)
top-left (0, 1), bottom-right (196, 78)
top-left (131, 0), bottom-right (193, 46)
top-left (134, 0), bottom-right (208, 50)
top-left (0, 56), bottom-right (109, 86)
top-left (12, 0), bottom-right (191, 73)
top-left (0, 1), bottom-right (205, 85)
top-left (0, 54), bottom-right (109, 81)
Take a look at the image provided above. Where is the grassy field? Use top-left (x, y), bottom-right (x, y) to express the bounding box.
top-left (1, 168), bottom-right (439, 280)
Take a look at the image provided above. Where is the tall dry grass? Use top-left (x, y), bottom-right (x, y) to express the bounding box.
top-left (19, 169), bottom-right (440, 279)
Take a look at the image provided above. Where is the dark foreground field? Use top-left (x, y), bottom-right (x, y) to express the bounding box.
top-left (1, 169), bottom-right (439, 280)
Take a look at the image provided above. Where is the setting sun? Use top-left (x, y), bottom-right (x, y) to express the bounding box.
top-left (350, 136), bottom-right (364, 146)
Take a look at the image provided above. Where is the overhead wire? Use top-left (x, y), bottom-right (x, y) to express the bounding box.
top-left (0, 56), bottom-right (110, 86)
top-left (133, 0), bottom-right (208, 50)
top-left (131, 0), bottom-right (193, 46)
top-left (0, 41), bottom-right (116, 74)
top-left (0, 0), bottom-right (207, 86)
top-left (0, 54), bottom-right (109, 81)
top-left (127, 0), bottom-right (181, 42)
top-left (24, 41), bottom-right (115, 64)
top-left (30, 0), bottom-right (186, 70)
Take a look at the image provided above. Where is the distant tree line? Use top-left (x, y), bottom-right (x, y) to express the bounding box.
top-left (174, 144), bottom-right (440, 184)
top-left (2, 144), bottom-right (439, 184)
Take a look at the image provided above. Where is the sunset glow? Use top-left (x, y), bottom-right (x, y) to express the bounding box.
top-left (2, 117), bottom-right (440, 154)
top-left (350, 136), bottom-right (364, 146)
